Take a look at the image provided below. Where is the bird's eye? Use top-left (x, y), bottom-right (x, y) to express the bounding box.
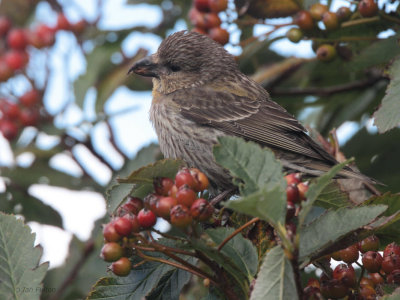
top-left (169, 65), bottom-right (181, 72)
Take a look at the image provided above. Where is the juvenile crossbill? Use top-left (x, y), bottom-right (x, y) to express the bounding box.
top-left (129, 31), bottom-right (375, 190)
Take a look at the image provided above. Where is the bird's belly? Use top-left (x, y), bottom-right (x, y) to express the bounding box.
top-left (150, 103), bottom-right (232, 190)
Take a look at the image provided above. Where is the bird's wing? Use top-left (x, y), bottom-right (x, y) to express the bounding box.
top-left (171, 86), bottom-right (337, 164)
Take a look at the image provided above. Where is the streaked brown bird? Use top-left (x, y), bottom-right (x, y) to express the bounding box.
top-left (129, 30), bottom-right (375, 191)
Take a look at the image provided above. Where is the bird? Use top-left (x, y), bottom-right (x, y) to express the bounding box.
top-left (128, 30), bottom-right (376, 191)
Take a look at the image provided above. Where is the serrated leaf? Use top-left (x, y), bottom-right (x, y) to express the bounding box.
top-left (299, 160), bottom-right (350, 225)
top-left (374, 57), bottom-right (400, 133)
top-left (189, 238), bottom-right (249, 299)
top-left (206, 227), bottom-right (258, 277)
top-left (250, 246), bottom-right (298, 300)
top-left (314, 182), bottom-right (352, 209)
top-left (146, 257), bottom-right (196, 300)
top-left (225, 184), bottom-right (286, 226)
top-left (108, 158), bottom-right (183, 213)
top-left (213, 136), bottom-right (285, 196)
top-left (299, 205), bottom-right (387, 262)
top-left (0, 213), bottom-right (48, 300)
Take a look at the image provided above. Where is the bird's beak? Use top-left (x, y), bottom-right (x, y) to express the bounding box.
top-left (128, 56), bottom-right (159, 78)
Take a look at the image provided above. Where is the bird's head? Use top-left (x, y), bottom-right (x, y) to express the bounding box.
top-left (128, 30), bottom-right (238, 93)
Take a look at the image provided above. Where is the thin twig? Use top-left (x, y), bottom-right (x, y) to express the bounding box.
top-left (218, 217), bottom-right (260, 251)
top-left (270, 75), bottom-right (384, 97)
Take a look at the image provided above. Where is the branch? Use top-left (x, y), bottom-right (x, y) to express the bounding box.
top-left (270, 75), bottom-right (385, 97)
top-left (218, 217), bottom-right (260, 251)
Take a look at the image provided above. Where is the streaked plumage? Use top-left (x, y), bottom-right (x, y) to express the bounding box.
top-left (129, 31), bottom-right (375, 190)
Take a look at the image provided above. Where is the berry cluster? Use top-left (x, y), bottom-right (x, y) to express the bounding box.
top-left (287, 0), bottom-right (378, 62)
top-left (101, 167), bottom-right (213, 277)
top-left (0, 13), bottom-right (86, 141)
top-left (284, 173), bottom-right (309, 222)
top-left (0, 89), bottom-right (50, 141)
top-left (188, 0), bottom-right (229, 45)
top-left (0, 14), bottom-right (86, 82)
top-left (304, 236), bottom-right (400, 299)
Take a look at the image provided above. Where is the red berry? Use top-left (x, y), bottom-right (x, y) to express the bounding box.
top-left (358, 0), bottom-right (378, 17)
top-left (168, 184), bottom-right (178, 198)
top-left (359, 277), bottom-right (375, 287)
top-left (194, 0), bottom-right (210, 12)
top-left (56, 13), bottom-right (71, 31)
top-left (316, 44), bottom-right (336, 62)
top-left (320, 279), bottom-right (349, 299)
top-left (103, 222), bottom-right (121, 242)
top-left (19, 109), bottom-right (39, 126)
top-left (100, 242), bottom-right (123, 262)
top-left (143, 193), bottom-right (160, 212)
top-left (368, 272), bottom-right (384, 285)
top-left (120, 196), bottom-right (143, 215)
top-left (190, 168), bottom-right (209, 191)
top-left (294, 10), bottom-right (314, 31)
top-left (286, 184), bottom-right (299, 203)
top-left (362, 251), bottom-right (383, 273)
top-left (190, 198), bottom-right (213, 221)
top-left (153, 177), bottom-right (174, 196)
top-left (19, 90), bottom-right (41, 107)
top-left (111, 257), bottom-right (132, 277)
top-left (359, 284), bottom-right (376, 299)
top-left (208, 27), bottom-right (229, 45)
top-left (0, 100), bottom-right (20, 120)
top-left (129, 214), bottom-right (141, 233)
top-left (0, 120), bottom-right (18, 141)
top-left (114, 216), bottom-right (133, 237)
top-left (338, 244), bottom-right (359, 264)
top-left (0, 59), bottom-right (13, 82)
top-left (204, 13), bottom-right (221, 29)
top-left (191, 27), bottom-right (207, 35)
top-left (176, 185), bottom-right (197, 207)
top-left (297, 182), bottom-right (309, 201)
top-left (4, 50), bottom-right (28, 70)
top-left (383, 242), bottom-right (400, 257)
top-left (7, 28), bottom-right (27, 50)
top-left (322, 12), bottom-right (339, 30)
top-left (309, 3), bottom-right (328, 21)
top-left (381, 254), bottom-right (400, 274)
top-left (0, 17), bottom-right (12, 37)
top-left (331, 250), bottom-right (342, 261)
top-left (170, 205), bottom-right (193, 228)
top-left (175, 168), bottom-right (197, 189)
top-left (359, 235), bottom-right (380, 253)
top-left (285, 173), bottom-right (301, 185)
top-left (336, 7), bottom-right (351, 22)
top-left (137, 209), bottom-right (157, 228)
top-left (155, 196), bottom-right (178, 219)
top-left (286, 201), bottom-right (296, 221)
top-left (333, 264), bottom-right (356, 288)
top-left (208, 0), bottom-right (227, 13)
top-left (33, 24), bottom-right (56, 48)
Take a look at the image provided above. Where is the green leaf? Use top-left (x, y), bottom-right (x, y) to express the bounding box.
top-left (189, 238), bottom-right (249, 299)
top-left (0, 190), bottom-right (62, 228)
top-left (145, 259), bottom-right (195, 300)
top-left (350, 35), bottom-right (400, 72)
top-left (0, 213), bottom-right (48, 300)
top-left (107, 158), bottom-right (184, 213)
top-left (374, 57), bottom-right (400, 133)
top-left (225, 185), bottom-right (286, 226)
top-left (299, 160), bottom-right (350, 225)
top-left (365, 193), bottom-right (400, 245)
top-left (213, 136), bottom-right (285, 196)
top-left (299, 205), bottom-right (387, 262)
top-left (250, 246), bottom-right (298, 300)
top-left (314, 182), bottom-right (353, 209)
top-left (206, 227), bottom-right (258, 277)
